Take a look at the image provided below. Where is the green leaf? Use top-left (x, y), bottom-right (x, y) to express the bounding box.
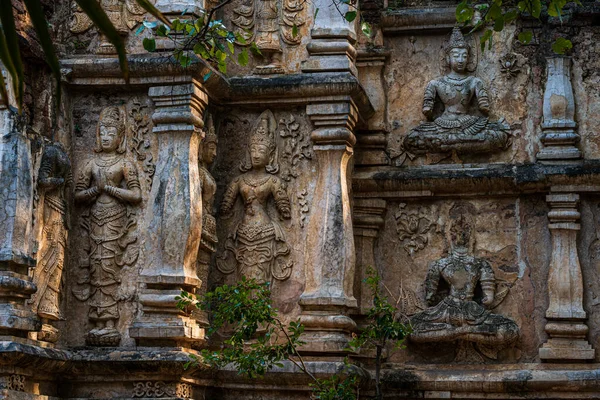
top-left (531, 0), bottom-right (542, 18)
top-left (480, 29), bottom-right (493, 52)
top-left (23, 0), bottom-right (62, 108)
top-left (238, 48), bottom-right (249, 66)
top-left (292, 24), bottom-right (298, 38)
top-left (250, 42), bottom-right (262, 56)
top-left (314, 7), bottom-right (319, 19)
top-left (344, 11), bottom-right (357, 22)
top-left (75, 0), bottom-right (129, 83)
top-left (134, 0), bottom-right (172, 27)
top-left (0, 0), bottom-right (24, 111)
top-left (156, 24), bottom-right (169, 37)
top-left (551, 37), bottom-right (572, 54)
top-left (361, 21), bottom-right (372, 37)
top-left (227, 41), bottom-right (235, 55)
top-left (143, 37), bottom-right (156, 52)
top-left (456, 1), bottom-right (474, 23)
top-left (486, 2), bottom-right (503, 20)
top-left (518, 30), bottom-right (533, 44)
top-left (504, 9), bottom-right (518, 24)
top-left (493, 16), bottom-right (505, 31)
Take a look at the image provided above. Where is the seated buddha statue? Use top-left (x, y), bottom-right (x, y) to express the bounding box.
top-left (409, 203), bottom-right (519, 359)
top-left (404, 27), bottom-right (510, 156)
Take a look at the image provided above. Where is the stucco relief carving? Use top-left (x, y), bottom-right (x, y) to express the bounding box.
top-left (279, 114), bottom-right (312, 182)
top-left (395, 203), bottom-right (435, 255)
top-left (128, 98), bottom-right (155, 191)
top-left (69, 0), bottom-right (147, 54)
top-left (217, 110), bottom-right (293, 284)
top-left (29, 142), bottom-right (72, 343)
top-left (499, 53), bottom-right (522, 79)
top-left (72, 106), bottom-right (142, 346)
top-left (409, 203), bottom-right (519, 362)
top-left (132, 381), bottom-right (192, 398)
top-left (232, 0), bottom-right (305, 73)
top-left (404, 27), bottom-right (510, 157)
top-left (297, 188), bottom-right (309, 229)
top-left (199, 114), bottom-right (219, 255)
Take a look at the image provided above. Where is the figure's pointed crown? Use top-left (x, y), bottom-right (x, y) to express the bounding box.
top-left (99, 106), bottom-right (124, 130)
top-left (250, 115), bottom-right (275, 150)
top-left (204, 114), bottom-right (217, 145)
top-left (446, 26), bottom-right (470, 53)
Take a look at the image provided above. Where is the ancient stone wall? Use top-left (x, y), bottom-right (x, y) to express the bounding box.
top-left (2, 0), bottom-right (600, 399)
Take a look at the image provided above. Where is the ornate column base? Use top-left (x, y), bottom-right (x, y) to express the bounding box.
top-left (539, 321), bottom-right (594, 361)
top-left (537, 128), bottom-right (581, 164)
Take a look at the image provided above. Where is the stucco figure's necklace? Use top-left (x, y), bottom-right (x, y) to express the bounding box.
top-left (444, 75), bottom-right (471, 91)
top-left (95, 154), bottom-right (122, 167)
top-left (242, 174), bottom-right (271, 188)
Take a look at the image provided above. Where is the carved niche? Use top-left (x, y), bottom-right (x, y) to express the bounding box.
top-left (403, 27), bottom-right (510, 158)
top-left (232, 0), bottom-right (306, 74)
top-left (409, 202), bottom-right (519, 362)
top-left (72, 106), bottom-right (142, 346)
top-left (29, 141), bottom-right (72, 343)
top-left (217, 109), bottom-right (293, 285)
top-left (69, 0), bottom-right (147, 54)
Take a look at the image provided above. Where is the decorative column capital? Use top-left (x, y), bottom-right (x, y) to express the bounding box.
top-left (306, 102), bottom-right (358, 147)
top-left (148, 81), bottom-right (208, 134)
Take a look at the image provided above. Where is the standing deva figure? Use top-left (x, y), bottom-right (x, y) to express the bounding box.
top-left (30, 141), bottom-right (72, 343)
top-left (404, 27), bottom-right (510, 156)
top-left (74, 106), bottom-right (142, 346)
top-left (409, 203), bottom-right (519, 361)
top-left (217, 110), bottom-right (293, 285)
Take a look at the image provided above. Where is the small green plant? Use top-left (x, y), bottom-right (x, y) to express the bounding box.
top-left (347, 267), bottom-right (412, 400)
top-left (176, 277), bottom-right (358, 399)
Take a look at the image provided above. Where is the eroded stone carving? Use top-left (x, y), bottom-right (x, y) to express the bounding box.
top-left (232, 0), bottom-right (305, 73)
top-left (128, 98), bottom-right (155, 190)
top-left (410, 203), bottom-right (519, 361)
top-left (297, 188), bottom-right (309, 229)
top-left (69, 0), bottom-right (147, 54)
top-left (133, 381), bottom-right (191, 398)
top-left (217, 110), bottom-right (293, 284)
top-left (279, 114), bottom-right (312, 182)
top-left (499, 53), bottom-right (521, 79)
top-left (29, 141), bottom-right (72, 343)
top-left (195, 114), bottom-right (219, 329)
top-left (395, 203), bottom-right (434, 255)
top-left (73, 106), bottom-right (142, 346)
top-left (7, 375), bottom-right (25, 392)
top-left (404, 27), bottom-right (510, 156)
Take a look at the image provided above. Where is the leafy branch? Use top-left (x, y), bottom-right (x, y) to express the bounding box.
top-left (176, 277), bottom-right (359, 399)
top-left (347, 267), bottom-right (412, 400)
top-left (456, 0), bottom-right (579, 54)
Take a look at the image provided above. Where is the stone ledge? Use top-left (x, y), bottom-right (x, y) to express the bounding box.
top-left (353, 161), bottom-right (600, 198)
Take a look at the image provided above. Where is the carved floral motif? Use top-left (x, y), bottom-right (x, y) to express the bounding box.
top-left (128, 98), bottom-right (155, 190)
top-left (279, 114), bottom-right (312, 182)
top-left (297, 188), bottom-right (309, 229)
top-left (72, 106), bottom-right (142, 346)
top-left (499, 53), bottom-right (521, 79)
top-left (394, 203), bottom-right (434, 255)
top-left (29, 141), bottom-right (72, 343)
top-left (8, 375), bottom-right (25, 392)
top-left (217, 110), bottom-right (293, 284)
top-left (132, 381), bottom-right (193, 398)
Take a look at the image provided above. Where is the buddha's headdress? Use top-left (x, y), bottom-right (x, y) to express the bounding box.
top-left (445, 26), bottom-right (471, 54)
top-left (95, 105), bottom-right (127, 154)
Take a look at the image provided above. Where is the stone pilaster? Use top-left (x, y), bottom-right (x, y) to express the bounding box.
top-left (130, 80), bottom-right (207, 347)
top-left (298, 102), bottom-right (358, 353)
top-left (0, 103), bottom-right (40, 336)
top-left (537, 57), bottom-right (582, 163)
top-left (539, 192), bottom-right (594, 361)
top-left (352, 199), bottom-right (386, 323)
top-left (301, 0), bottom-right (357, 74)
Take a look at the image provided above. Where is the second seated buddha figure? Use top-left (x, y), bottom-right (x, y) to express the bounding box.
top-left (409, 203), bottom-right (519, 360)
top-left (404, 27), bottom-right (510, 156)
top-left (217, 110), bottom-right (293, 285)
